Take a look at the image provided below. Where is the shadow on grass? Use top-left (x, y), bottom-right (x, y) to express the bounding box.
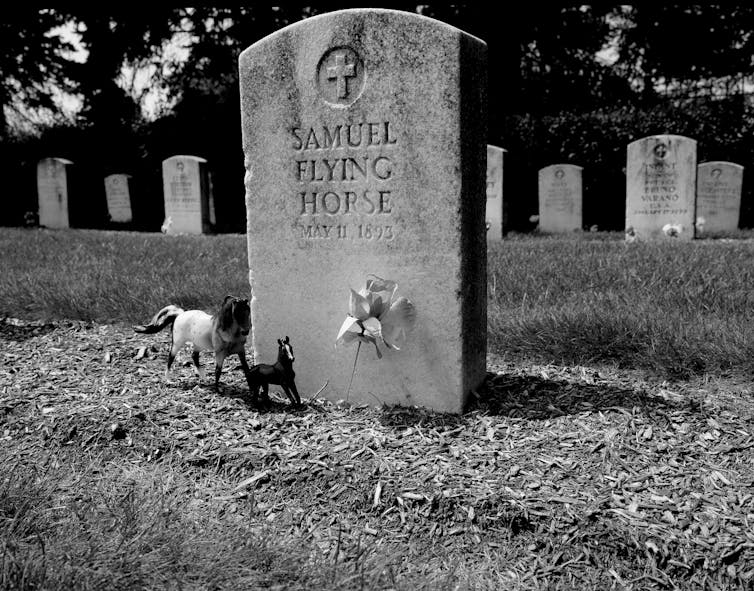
top-left (471, 371), bottom-right (704, 420)
top-left (215, 382), bottom-right (306, 414)
top-left (378, 405), bottom-right (466, 430)
top-left (0, 319), bottom-right (57, 342)
top-left (375, 368), bottom-right (707, 428)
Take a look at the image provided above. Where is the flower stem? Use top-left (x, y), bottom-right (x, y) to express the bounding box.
top-left (346, 341), bottom-right (361, 401)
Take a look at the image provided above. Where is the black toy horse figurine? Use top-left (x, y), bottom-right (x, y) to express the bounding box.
top-left (249, 336), bottom-right (301, 407)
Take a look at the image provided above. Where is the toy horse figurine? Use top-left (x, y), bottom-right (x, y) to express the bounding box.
top-left (133, 295), bottom-right (255, 392)
top-left (249, 336), bottom-right (301, 407)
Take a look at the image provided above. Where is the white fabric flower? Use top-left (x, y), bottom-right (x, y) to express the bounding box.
top-left (336, 275), bottom-right (416, 358)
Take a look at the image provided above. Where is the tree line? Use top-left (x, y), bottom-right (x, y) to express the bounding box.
top-left (3, 5), bottom-right (754, 231)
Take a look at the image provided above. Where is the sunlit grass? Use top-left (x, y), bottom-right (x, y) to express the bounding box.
top-left (3, 227), bottom-right (754, 378)
top-left (488, 234), bottom-right (754, 378)
top-left (0, 228), bottom-right (250, 323)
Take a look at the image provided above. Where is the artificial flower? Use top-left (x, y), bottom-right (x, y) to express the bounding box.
top-left (336, 275), bottom-right (416, 358)
top-left (662, 223), bottom-right (683, 237)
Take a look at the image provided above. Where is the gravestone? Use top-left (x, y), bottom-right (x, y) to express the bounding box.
top-left (104, 174), bottom-right (133, 224)
top-left (538, 164), bottom-right (583, 233)
top-left (486, 145), bottom-right (505, 240)
top-left (626, 135), bottom-right (697, 241)
top-left (696, 161), bottom-right (743, 234)
top-left (37, 157), bottom-right (73, 229)
top-left (161, 155), bottom-right (213, 234)
top-left (239, 9), bottom-right (487, 413)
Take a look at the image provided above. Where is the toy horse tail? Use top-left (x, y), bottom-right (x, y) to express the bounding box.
top-left (132, 305), bottom-right (185, 334)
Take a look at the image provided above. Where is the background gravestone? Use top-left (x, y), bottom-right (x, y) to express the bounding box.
top-left (37, 157), bottom-right (74, 229)
top-left (626, 134), bottom-right (697, 241)
top-left (486, 145), bottom-right (505, 240)
top-left (104, 174), bottom-right (134, 224)
top-left (240, 9), bottom-right (487, 413)
top-left (161, 155), bottom-right (213, 234)
top-left (538, 164), bottom-right (582, 233)
top-left (696, 161), bottom-right (743, 234)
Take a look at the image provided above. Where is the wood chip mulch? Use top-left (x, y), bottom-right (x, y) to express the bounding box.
top-left (2, 316), bottom-right (753, 588)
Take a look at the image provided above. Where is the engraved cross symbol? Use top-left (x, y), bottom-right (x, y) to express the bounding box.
top-left (654, 143), bottom-right (667, 158)
top-left (327, 53), bottom-right (356, 99)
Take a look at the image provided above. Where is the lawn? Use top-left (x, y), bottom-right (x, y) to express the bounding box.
top-left (1, 227), bottom-right (753, 589)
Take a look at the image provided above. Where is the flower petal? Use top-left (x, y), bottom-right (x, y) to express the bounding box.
top-left (339, 331), bottom-right (361, 345)
top-left (348, 289), bottom-right (371, 320)
top-left (362, 317), bottom-right (382, 340)
top-left (365, 275), bottom-right (398, 306)
top-left (336, 316), bottom-right (361, 345)
top-left (381, 297), bottom-right (416, 350)
top-left (369, 294), bottom-right (385, 318)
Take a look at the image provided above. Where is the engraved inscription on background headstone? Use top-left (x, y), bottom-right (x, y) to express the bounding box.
top-left (37, 157), bottom-right (73, 229)
top-left (240, 9), bottom-right (487, 413)
top-left (538, 164), bottom-right (582, 233)
top-left (104, 174), bottom-right (133, 224)
top-left (626, 135), bottom-right (697, 241)
top-left (486, 145), bottom-right (505, 241)
top-left (696, 161), bottom-right (743, 234)
top-left (161, 155), bottom-right (212, 235)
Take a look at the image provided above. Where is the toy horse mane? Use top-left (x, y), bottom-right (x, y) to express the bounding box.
top-left (219, 295), bottom-right (251, 335)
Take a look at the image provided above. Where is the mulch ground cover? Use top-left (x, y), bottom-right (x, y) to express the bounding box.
top-left (2, 316), bottom-right (753, 589)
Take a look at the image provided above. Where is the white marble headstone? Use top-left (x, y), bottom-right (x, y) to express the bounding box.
top-left (696, 161), bottom-right (743, 234)
top-left (486, 145), bottom-right (505, 240)
top-left (626, 135), bottom-right (697, 241)
top-left (239, 9), bottom-right (487, 413)
top-left (538, 164), bottom-right (583, 233)
top-left (104, 174), bottom-right (133, 223)
top-left (161, 155), bottom-right (213, 234)
top-left (37, 157), bottom-right (73, 229)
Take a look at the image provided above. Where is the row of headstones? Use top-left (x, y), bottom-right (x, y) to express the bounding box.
top-left (485, 136), bottom-right (744, 240)
top-left (36, 155), bottom-right (215, 234)
top-left (40, 138), bottom-right (730, 242)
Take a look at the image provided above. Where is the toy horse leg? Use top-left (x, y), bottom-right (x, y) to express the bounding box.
top-left (291, 381), bottom-right (301, 405)
top-left (166, 340), bottom-right (182, 377)
top-left (283, 381), bottom-right (301, 406)
top-left (214, 350), bottom-right (229, 390)
top-left (191, 351), bottom-right (205, 380)
top-left (237, 352), bottom-right (256, 396)
top-left (166, 324), bottom-right (190, 378)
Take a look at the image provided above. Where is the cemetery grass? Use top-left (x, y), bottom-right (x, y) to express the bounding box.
top-left (1, 227), bottom-right (754, 589)
top-left (4, 227), bottom-right (754, 381)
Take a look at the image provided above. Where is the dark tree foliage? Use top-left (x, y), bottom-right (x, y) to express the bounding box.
top-left (613, 5), bottom-right (754, 100)
top-left (0, 9), bottom-right (77, 138)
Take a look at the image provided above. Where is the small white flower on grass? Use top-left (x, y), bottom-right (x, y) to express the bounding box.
top-left (625, 226), bottom-right (636, 243)
top-left (662, 223), bottom-right (683, 238)
top-left (161, 216), bottom-right (173, 234)
top-left (590, 224), bottom-right (599, 232)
